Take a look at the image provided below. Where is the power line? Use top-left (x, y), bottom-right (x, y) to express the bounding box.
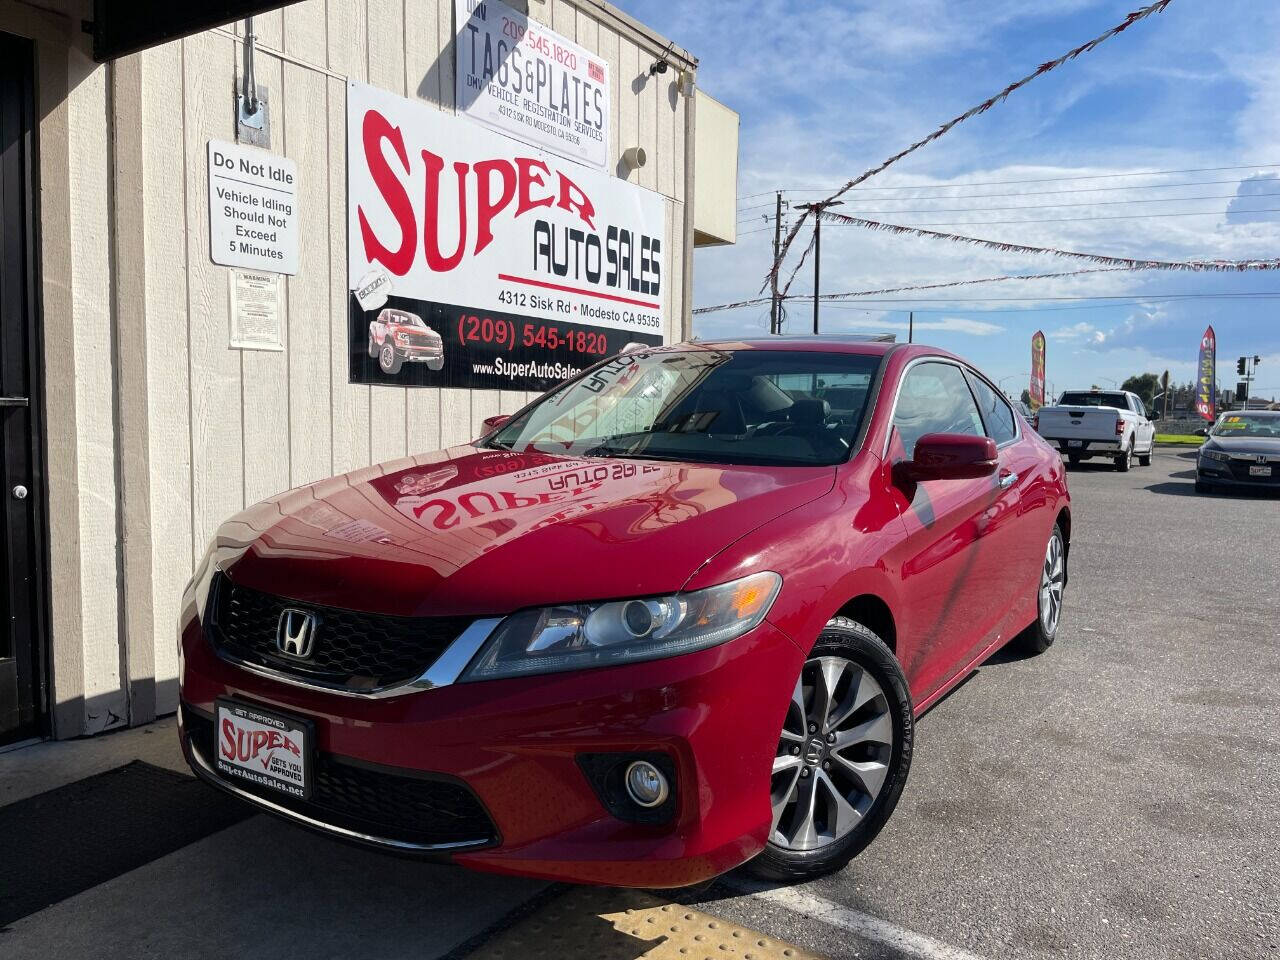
top-left (768, 0), bottom-right (1177, 294)
top-left (750, 191), bottom-right (1280, 219)
top-left (737, 162), bottom-right (1280, 201)
top-left (814, 207), bottom-right (1280, 229)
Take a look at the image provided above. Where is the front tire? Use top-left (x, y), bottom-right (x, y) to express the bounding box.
top-left (747, 618), bottom-right (913, 883)
top-left (1017, 524), bottom-right (1066, 655)
top-left (379, 342), bottom-right (403, 374)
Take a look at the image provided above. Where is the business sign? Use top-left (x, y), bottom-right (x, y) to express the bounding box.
top-left (347, 81), bottom-right (665, 392)
top-left (1195, 325), bottom-right (1216, 421)
top-left (454, 0), bottom-right (609, 170)
top-left (208, 140), bottom-right (299, 275)
top-left (1029, 330), bottom-right (1046, 412)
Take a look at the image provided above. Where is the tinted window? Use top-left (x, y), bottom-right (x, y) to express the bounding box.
top-left (1058, 391), bottom-right (1129, 408)
top-left (491, 350), bottom-right (882, 467)
top-left (891, 362), bottom-right (985, 458)
top-left (1211, 414), bottom-right (1280, 437)
top-left (1131, 395), bottom-right (1146, 417)
top-left (967, 373), bottom-right (1018, 446)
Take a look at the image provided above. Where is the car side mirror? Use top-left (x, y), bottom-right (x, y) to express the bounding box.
top-left (481, 414), bottom-right (511, 433)
top-left (895, 433), bottom-right (998, 484)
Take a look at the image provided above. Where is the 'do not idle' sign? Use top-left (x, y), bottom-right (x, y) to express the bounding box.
top-left (208, 140), bottom-right (299, 275)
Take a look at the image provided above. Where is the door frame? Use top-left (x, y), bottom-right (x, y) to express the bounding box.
top-left (1, 29), bottom-right (51, 745)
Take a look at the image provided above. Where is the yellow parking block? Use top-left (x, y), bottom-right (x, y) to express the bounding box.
top-left (470, 885), bottom-right (827, 960)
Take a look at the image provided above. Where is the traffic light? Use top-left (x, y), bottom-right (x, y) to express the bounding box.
top-left (1237, 357), bottom-right (1247, 375)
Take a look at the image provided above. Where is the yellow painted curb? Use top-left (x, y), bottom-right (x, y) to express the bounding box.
top-left (469, 885), bottom-right (827, 960)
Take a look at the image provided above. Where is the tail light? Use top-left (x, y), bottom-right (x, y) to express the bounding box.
top-left (1115, 418), bottom-right (1125, 436)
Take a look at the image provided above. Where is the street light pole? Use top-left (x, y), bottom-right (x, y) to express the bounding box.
top-left (796, 200), bottom-right (843, 335)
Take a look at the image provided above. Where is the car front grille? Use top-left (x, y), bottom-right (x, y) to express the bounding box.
top-left (183, 705), bottom-right (497, 849)
top-left (206, 573), bottom-right (473, 691)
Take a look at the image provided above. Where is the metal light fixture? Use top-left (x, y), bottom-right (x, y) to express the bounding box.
top-left (622, 146), bottom-right (647, 170)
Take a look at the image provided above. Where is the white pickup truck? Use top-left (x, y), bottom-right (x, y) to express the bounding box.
top-left (1034, 389), bottom-right (1156, 471)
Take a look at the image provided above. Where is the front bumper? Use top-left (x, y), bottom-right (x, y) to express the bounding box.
top-left (397, 341), bottom-right (444, 364)
top-left (1197, 458), bottom-right (1280, 489)
top-left (178, 608), bottom-right (804, 887)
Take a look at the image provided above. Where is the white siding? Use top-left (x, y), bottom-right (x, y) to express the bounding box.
top-left (30, 0), bottom-right (698, 737)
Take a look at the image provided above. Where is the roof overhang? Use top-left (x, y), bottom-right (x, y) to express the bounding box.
top-left (92, 0), bottom-right (304, 61)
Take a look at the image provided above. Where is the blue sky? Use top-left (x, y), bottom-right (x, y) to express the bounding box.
top-left (615, 0), bottom-right (1280, 403)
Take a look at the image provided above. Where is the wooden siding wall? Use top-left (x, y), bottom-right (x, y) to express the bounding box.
top-left (39, 0), bottom-right (691, 734)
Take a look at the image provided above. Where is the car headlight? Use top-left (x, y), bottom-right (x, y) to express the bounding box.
top-left (395, 331), bottom-right (410, 343)
top-left (1201, 448), bottom-right (1229, 462)
top-left (460, 572), bottom-right (783, 682)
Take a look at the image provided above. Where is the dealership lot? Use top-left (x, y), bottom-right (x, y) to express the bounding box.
top-left (2, 450), bottom-right (1276, 960)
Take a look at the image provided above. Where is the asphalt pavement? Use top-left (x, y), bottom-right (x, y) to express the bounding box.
top-left (692, 449), bottom-right (1280, 959)
top-left (2, 449), bottom-right (1275, 960)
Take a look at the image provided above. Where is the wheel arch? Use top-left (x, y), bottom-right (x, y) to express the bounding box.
top-left (831, 593), bottom-right (897, 656)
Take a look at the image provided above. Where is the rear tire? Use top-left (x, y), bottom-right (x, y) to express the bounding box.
top-left (1016, 524), bottom-right (1066, 655)
top-left (1115, 442), bottom-right (1133, 472)
top-left (746, 618), bottom-right (912, 883)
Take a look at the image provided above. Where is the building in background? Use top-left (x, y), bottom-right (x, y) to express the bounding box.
top-left (0, 0), bottom-right (737, 743)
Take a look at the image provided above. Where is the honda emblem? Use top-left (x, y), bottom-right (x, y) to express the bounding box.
top-left (276, 608), bottom-right (317, 659)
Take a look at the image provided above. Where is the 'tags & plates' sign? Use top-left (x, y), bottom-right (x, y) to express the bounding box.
top-left (454, 0), bottom-right (610, 170)
top-left (346, 82), bottom-right (665, 392)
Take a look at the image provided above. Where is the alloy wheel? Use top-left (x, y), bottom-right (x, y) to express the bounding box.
top-left (1039, 531), bottom-right (1065, 636)
top-left (771, 656), bottom-right (894, 851)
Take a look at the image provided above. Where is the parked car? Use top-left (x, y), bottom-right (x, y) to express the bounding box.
top-left (368, 308), bottom-right (444, 374)
top-left (177, 338), bottom-right (1071, 887)
top-left (1013, 399), bottom-right (1035, 428)
top-left (1033, 389), bottom-right (1155, 470)
top-left (1195, 411), bottom-right (1280, 493)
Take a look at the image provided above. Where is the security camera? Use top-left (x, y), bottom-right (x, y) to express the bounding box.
top-left (648, 59), bottom-right (668, 76)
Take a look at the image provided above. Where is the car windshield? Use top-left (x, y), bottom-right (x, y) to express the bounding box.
top-left (1057, 391), bottom-right (1129, 408)
top-left (1211, 414), bottom-right (1280, 437)
top-left (488, 349), bottom-right (883, 466)
top-left (388, 312), bottom-right (424, 326)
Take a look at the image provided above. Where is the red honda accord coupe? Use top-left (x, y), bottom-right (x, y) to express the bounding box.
top-left (178, 338), bottom-right (1070, 887)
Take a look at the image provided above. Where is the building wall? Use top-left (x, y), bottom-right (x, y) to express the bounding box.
top-left (3, 0), bottom-right (698, 737)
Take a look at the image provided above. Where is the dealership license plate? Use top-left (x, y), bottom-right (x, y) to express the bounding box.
top-left (1068, 440), bottom-right (1083, 448)
top-left (214, 699), bottom-right (313, 800)
top-left (1249, 465), bottom-right (1272, 477)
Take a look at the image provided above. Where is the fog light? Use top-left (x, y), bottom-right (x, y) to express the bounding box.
top-left (624, 760), bottom-right (669, 808)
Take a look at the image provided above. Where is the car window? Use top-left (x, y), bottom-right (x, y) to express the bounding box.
top-left (1211, 414), bottom-right (1280, 437)
top-left (491, 349), bottom-right (883, 467)
top-left (966, 372), bottom-right (1018, 446)
top-left (891, 362), bottom-right (986, 459)
top-left (1131, 396), bottom-right (1146, 417)
top-left (1058, 391), bottom-right (1129, 408)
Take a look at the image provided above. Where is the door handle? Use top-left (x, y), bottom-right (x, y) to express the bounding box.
top-left (0, 396), bottom-right (30, 407)
top-left (998, 470), bottom-right (1018, 489)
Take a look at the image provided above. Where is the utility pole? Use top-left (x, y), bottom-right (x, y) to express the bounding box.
top-left (795, 200), bottom-right (843, 335)
top-left (908, 311), bottom-right (913, 343)
top-left (769, 192), bottom-right (784, 335)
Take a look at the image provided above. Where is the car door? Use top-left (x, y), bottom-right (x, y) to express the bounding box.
top-left (1131, 395), bottom-right (1154, 450)
top-left (879, 360), bottom-right (1013, 703)
top-left (965, 369), bottom-right (1046, 644)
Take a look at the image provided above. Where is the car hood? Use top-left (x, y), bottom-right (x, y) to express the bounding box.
top-left (216, 446), bottom-right (836, 617)
top-left (1204, 435), bottom-right (1280, 454)
top-left (390, 324), bottom-right (438, 338)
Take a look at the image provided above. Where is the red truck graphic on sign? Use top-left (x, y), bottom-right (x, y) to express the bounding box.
top-left (368, 307), bottom-right (444, 375)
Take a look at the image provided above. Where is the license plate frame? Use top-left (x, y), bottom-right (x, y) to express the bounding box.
top-left (1067, 440), bottom-right (1083, 448)
top-left (214, 698), bottom-right (314, 800)
top-left (1249, 464), bottom-right (1272, 477)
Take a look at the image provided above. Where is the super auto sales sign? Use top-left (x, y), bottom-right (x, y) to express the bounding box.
top-left (347, 82), bottom-right (665, 392)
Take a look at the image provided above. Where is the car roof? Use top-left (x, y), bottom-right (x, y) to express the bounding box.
top-left (1221, 409), bottom-right (1280, 417)
top-left (666, 336), bottom-right (923, 359)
